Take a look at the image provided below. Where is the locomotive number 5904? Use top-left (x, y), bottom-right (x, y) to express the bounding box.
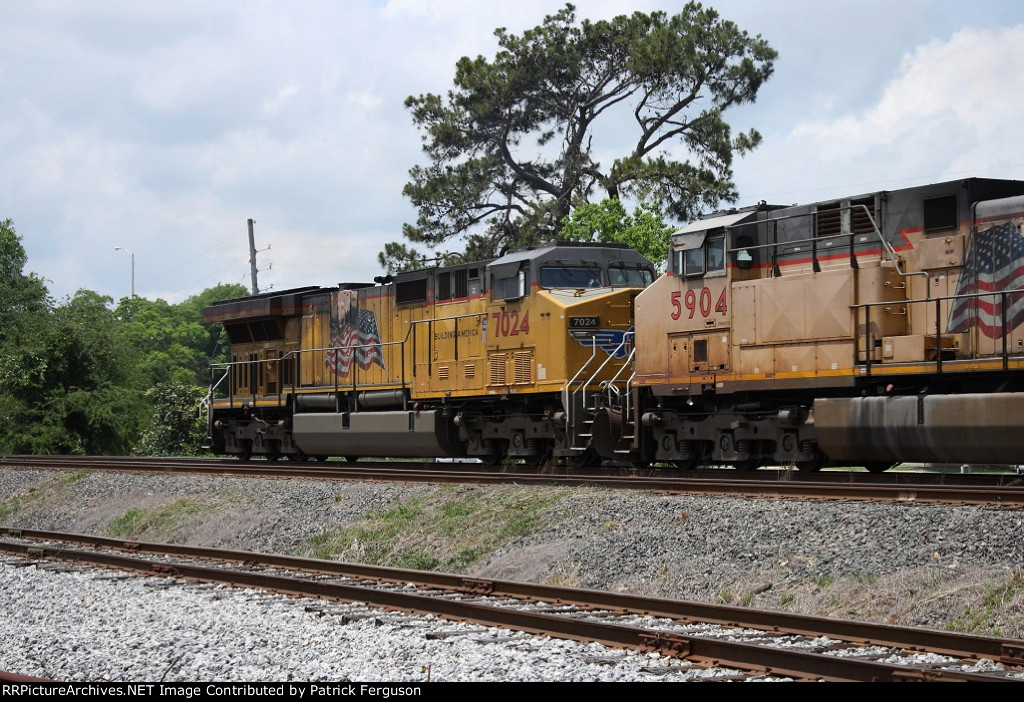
top-left (670, 288), bottom-right (727, 320)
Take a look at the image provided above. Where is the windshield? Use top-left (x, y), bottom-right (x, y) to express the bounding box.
top-left (609, 267), bottom-right (654, 288)
top-left (539, 265), bottom-right (603, 288)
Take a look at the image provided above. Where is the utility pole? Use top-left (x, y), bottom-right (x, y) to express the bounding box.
top-left (247, 218), bottom-right (259, 295)
top-left (114, 246), bottom-right (135, 298)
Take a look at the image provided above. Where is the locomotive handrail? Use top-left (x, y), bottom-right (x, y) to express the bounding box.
top-left (602, 341), bottom-right (639, 452)
top-left (201, 368), bottom-right (232, 421)
top-left (210, 312), bottom-right (490, 414)
top-left (289, 336), bottom-right (410, 411)
top-left (724, 204), bottom-right (931, 297)
top-left (851, 286), bottom-right (1024, 375)
top-left (580, 337), bottom-right (626, 411)
top-left (407, 312), bottom-right (488, 381)
top-left (563, 331), bottom-right (636, 453)
top-left (595, 331), bottom-right (636, 403)
top-left (564, 338), bottom-right (600, 448)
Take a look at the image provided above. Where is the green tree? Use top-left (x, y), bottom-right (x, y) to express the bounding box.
top-left (559, 199), bottom-right (674, 268)
top-left (114, 296), bottom-right (208, 386)
top-left (385, 2), bottom-right (775, 271)
top-left (0, 288), bottom-right (146, 455)
top-left (0, 220), bottom-right (53, 452)
top-left (179, 282), bottom-right (249, 368)
top-left (113, 282), bottom-right (247, 388)
top-left (0, 218), bottom-right (50, 326)
top-left (123, 284), bottom-right (247, 455)
top-left (0, 220), bottom-right (248, 455)
top-left (135, 381), bottom-right (208, 457)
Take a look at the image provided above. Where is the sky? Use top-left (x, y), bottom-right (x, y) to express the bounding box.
top-left (3, 0), bottom-right (1024, 304)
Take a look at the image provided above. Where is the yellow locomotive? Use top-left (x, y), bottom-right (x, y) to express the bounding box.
top-left (620, 177), bottom-right (1024, 471)
top-left (202, 242), bottom-right (655, 463)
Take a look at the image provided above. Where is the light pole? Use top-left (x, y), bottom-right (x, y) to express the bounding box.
top-left (114, 246), bottom-right (135, 298)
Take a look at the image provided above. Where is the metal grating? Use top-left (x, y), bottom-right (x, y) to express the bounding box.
top-left (815, 203), bottom-right (842, 238)
top-left (489, 354), bottom-right (507, 386)
top-left (513, 351), bottom-right (532, 384)
top-left (850, 197), bottom-right (876, 235)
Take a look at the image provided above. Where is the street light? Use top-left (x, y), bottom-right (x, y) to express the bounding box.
top-left (114, 246), bottom-right (135, 298)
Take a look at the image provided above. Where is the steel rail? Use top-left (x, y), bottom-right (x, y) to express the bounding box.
top-left (3, 529), bottom-right (1022, 681)
top-left (3, 456), bottom-right (1024, 508)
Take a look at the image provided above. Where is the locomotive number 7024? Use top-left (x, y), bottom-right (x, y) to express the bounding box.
top-left (670, 287), bottom-right (727, 320)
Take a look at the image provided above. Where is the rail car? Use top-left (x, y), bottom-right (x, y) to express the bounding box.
top-left (202, 243), bottom-right (656, 464)
top-left (600, 177), bottom-right (1024, 471)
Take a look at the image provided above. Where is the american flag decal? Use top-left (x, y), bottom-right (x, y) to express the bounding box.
top-left (326, 290), bottom-right (386, 376)
top-left (947, 222), bottom-right (1024, 338)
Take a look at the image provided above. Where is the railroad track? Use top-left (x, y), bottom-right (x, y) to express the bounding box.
top-left (4, 455), bottom-right (1024, 508)
top-left (2, 528), bottom-right (1023, 682)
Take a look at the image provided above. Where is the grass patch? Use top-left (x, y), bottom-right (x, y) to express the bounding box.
top-left (309, 486), bottom-right (570, 572)
top-left (394, 549), bottom-right (441, 571)
top-left (948, 569), bottom-right (1024, 635)
top-left (59, 470), bottom-right (88, 485)
top-left (0, 472), bottom-right (89, 521)
top-left (105, 499), bottom-right (210, 539)
top-left (985, 568), bottom-right (1024, 607)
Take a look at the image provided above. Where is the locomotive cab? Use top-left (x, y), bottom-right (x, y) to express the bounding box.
top-left (464, 243), bottom-right (655, 463)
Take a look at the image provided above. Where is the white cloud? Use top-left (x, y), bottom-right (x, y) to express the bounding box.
top-left (347, 90), bottom-right (383, 112)
top-left (734, 23), bottom-right (1024, 206)
top-left (3, 2), bottom-right (1024, 302)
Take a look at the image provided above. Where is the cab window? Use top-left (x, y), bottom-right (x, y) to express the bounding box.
top-left (539, 265), bottom-right (603, 288)
top-left (609, 266), bottom-right (654, 288)
top-left (673, 247), bottom-right (705, 277)
top-left (706, 236), bottom-right (726, 274)
top-left (673, 236), bottom-right (725, 278)
top-left (493, 269), bottom-right (527, 300)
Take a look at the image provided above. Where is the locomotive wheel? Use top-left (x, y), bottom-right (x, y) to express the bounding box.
top-left (479, 440), bottom-right (507, 467)
top-left (344, 456), bottom-right (359, 463)
top-left (286, 451), bottom-right (307, 462)
top-left (673, 456), bottom-right (699, 470)
top-left (796, 454), bottom-right (826, 472)
top-left (236, 450), bottom-right (252, 462)
top-left (566, 447), bottom-right (601, 469)
top-left (864, 461), bottom-right (896, 474)
top-left (521, 443), bottom-right (554, 468)
top-left (265, 452), bottom-right (281, 462)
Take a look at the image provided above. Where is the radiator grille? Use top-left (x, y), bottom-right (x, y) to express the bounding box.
top-left (489, 354), bottom-right (507, 386)
top-left (513, 352), bottom-right (532, 384)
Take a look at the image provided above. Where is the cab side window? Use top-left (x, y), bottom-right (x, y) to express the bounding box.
top-left (706, 236), bottom-right (725, 274)
top-left (674, 235), bottom-right (725, 278)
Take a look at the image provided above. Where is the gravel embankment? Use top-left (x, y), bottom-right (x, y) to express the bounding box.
top-left (1, 468), bottom-right (1023, 681)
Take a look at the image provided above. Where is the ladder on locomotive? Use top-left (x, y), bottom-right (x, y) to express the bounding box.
top-left (564, 331), bottom-right (637, 455)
